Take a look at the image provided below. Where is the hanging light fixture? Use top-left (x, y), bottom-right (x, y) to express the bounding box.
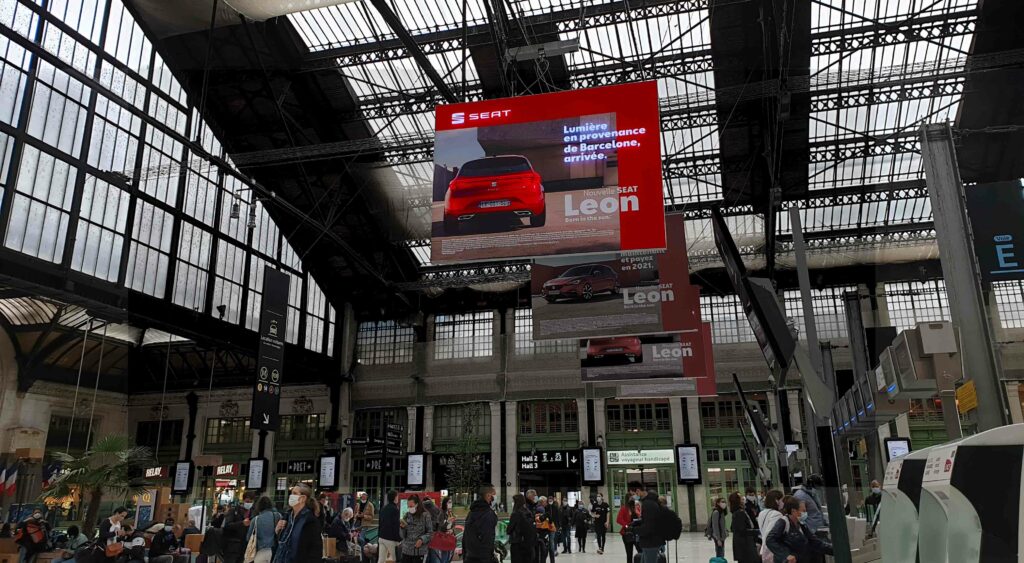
top-left (247, 203), bottom-right (257, 230)
top-left (230, 195), bottom-right (240, 219)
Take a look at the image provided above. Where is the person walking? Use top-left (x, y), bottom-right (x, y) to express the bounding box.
top-left (246, 495), bottom-right (281, 563)
top-left (377, 491), bottom-right (402, 563)
top-left (547, 499), bottom-right (562, 558)
top-left (707, 497), bottom-right (728, 559)
top-left (591, 494), bottom-right (610, 555)
top-left (464, 486), bottom-right (498, 563)
top-left (398, 495), bottom-right (433, 563)
top-left (506, 495), bottom-right (537, 563)
top-left (863, 480), bottom-right (882, 520)
top-left (272, 483), bottom-right (323, 563)
top-left (728, 493), bottom-right (759, 563)
top-left (616, 498), bottom-right (640, 563)
top-left (557, 501), bottom-right (572, 554)
top-left (572, 503), bottom-right (590, 553)
top-left (765, 497), bottom-right (833, 563)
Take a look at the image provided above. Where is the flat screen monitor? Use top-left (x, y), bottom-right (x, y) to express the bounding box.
top-left (885, 437), bottom-right (912, 461)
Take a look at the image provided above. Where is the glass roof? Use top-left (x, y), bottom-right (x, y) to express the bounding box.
top-left (287, 0), bottom-right (978, 268)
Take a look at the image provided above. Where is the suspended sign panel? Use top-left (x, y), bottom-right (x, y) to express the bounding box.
top-left (965, 179), bottom-right (1024, 283)
top-left (431, 81), bottom-right (665, 263)
top-left (531, 215), bottom-right (698, 340)
top-left (250, 268), bottom-right (289, 431)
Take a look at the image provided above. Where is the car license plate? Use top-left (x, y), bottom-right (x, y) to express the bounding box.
top-left (606, 348), bottom-right (623, 353)
top-left (547, 289), bottom-right (560, 295)
top-left (479, 200), bottom-right (510, 209)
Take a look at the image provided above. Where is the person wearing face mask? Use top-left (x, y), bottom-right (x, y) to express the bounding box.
top-left (150, 518), bottom-right (186, 563)
top-left (246, 495), bottom-right (281, 563)
top-left (728, 493), bottom-right (759, 563)
top-left (590, 494), bottom-right (609, 555)
top-left (463, 486), bottom-right (497, 563)
top-left (223, 492), bottom-right (256, 563)
top-left (765, 497), bottom-right (832, 563)
top-left (615, 498), bottom-right (640, 563)
top-left (398, 495), bottom-right (434, 563)
top-left (317, 494), bottom-right (335, 529)
top-left (756, 490), bottom-right (785, 562)
top-left (791, 475), bottom-right (825, 535)
top-left (863, 480), bottom-right (882, 520)
top-left (706, 497), bottom-right (728, 559)
top-left (14, 509), bottom-right (50, 563)
top-left (272, 483), bottom-right (323, 563)
top-left (743, 489), bottom-right (760, 521)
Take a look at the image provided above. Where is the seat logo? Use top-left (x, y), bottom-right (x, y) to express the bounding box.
top-left (450, 109), bottom-right (512, 125)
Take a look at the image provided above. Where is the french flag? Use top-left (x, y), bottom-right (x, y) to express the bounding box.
top-left (0, 463), bottom-right (5, 496)
top-left (4, 463), bottom-right (16, 497)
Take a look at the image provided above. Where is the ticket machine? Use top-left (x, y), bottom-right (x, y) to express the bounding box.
top-left (878, 444), bottom-right (935, 563)
top-left (917, 423), bottom-right (1024, 563)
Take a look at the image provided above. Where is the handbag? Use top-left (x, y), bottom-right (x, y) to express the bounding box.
top-left (243, 515), bottom-right (260, 563)
top-left (428, 532), bottom-right (457, 552)
top-left (104, 542), bottom-right (124, 558)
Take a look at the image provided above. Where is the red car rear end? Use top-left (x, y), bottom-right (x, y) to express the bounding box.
top-left (443, 155), bottom-right (546, 233)
top-left (585, 336), bottom-right (643, 363)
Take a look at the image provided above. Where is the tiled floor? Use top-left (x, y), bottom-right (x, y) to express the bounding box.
top-left (546, 532), bottom-right (719, 563)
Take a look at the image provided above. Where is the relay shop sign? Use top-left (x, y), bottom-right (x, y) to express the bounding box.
top-left (518, 449), bottom-right (581, 472)
top-left (532, 215), bottom-right (699, 340)
top-left (215, 463), bottom-right (239, 477)
top-left (250, 268), bottom-right (289, 431)
top-left (432, 82), bottom-right (665, 264)
top-left (965, 179), bottom-right (1024, 283)
top-left (144, 466), bottom-right (168, 479)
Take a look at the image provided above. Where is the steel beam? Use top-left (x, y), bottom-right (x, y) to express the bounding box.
top-left (920, 123), bottom-right (1009, 431)
top-left (367, 0), bottom-right (458, 104)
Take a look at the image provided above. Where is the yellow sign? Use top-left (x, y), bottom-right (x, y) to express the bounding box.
top-left (957, 380), bottom-right (978, 414)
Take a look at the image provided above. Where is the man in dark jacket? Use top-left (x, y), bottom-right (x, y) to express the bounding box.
top-left (463, 485), bottom-right (498, 563)
top-left (222, 495), bottom-right (253, 563)
top-left (377, 490), bottom-right (402, 563)
top-left (630, 482), bottom-right (665, 563)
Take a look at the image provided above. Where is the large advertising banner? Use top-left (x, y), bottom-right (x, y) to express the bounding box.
top-left (431, 82), bottom-right (665, 263)
top-left (531, 215), bottom-right (697, 340)
top-left (581, 322), bottom-right (716, 396)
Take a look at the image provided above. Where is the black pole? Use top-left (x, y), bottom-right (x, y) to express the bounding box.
top-left (257, 430), bottom-right (268, 458)
top-left (184, 391), bottom-right (199, 460)
top-left (325, 380), bottom-right (342, 447)
top-left (816, 425), bottom-right (853, 563)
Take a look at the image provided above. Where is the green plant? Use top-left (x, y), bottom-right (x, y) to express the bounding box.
top-left (444, 403), bottom-right (484, 506)
top-left (40, 434), bottom-right (152, 536)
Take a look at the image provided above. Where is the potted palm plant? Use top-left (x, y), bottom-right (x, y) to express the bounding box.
top-left (39, 434), bottom-right (153, 536)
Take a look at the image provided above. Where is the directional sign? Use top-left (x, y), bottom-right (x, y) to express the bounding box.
top-left (386, 436), bottom-right (402, 447)
top-left (250, 268), bottom-right (289, 431)
top-left (366, 446), bottom-right (383, 457)
top-left (386, 447), bottom-right (403, 456)
top-left (368, 437), bottom-right (385, 446)
top-left (386, 428), bottom-right (403, 441)
top-left (387, 423), bottom-right (404, 432)
top-left (518, 449), bottom-right (582, 472)
top-left (345, 437), bottom-right (368, 447)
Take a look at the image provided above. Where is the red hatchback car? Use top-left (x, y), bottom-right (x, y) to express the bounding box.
top-left (584, 336), bottom-right (643, 363)
top-left (443, 155), bottom-right (546, 234)
top-left (542, 264), bottom-right (620, 302)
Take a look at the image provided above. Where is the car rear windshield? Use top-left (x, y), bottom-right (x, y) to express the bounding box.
top-left (458, 156), bottom-right (531, 177)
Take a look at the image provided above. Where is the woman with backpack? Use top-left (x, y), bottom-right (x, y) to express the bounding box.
top-left (728, 493), bottom-right (759, 563)
top-left (506, 495), bottom-right (536, 563)
top-left (246, 496), bottom-right (280, 563)
top-left (707, 497), bottom-right (728, 559)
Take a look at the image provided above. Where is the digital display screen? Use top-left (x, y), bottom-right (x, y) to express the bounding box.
top-left (675, 444), bottom-right (701, 484)
top-left (885, 438), bottom-right (912, 461)
top-left (431, 82), bottom-right (665, 263)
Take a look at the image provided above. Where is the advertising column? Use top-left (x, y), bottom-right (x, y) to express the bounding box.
top-left (251, 268), bottom-right (290, 432)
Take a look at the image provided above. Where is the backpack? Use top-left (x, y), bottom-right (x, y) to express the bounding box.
top-left (14, 521), bottom-right (46, 549)
top-left (661, 507), bottom-right (683, 541)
